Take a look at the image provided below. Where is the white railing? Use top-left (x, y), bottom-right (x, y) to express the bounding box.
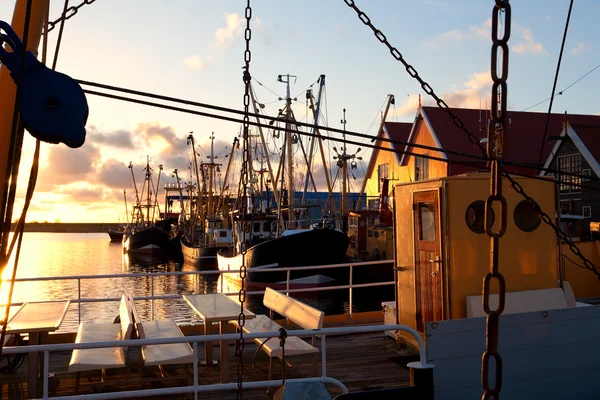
top-left (0, 323), bottom-right (431, 400)
top-left (2, 260), bottom-right (394, 324)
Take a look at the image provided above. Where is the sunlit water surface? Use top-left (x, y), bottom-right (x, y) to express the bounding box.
top-left (1, 233), bottom-right (393, 332)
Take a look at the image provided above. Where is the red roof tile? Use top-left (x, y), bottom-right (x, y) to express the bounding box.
top-left (419, 106), bottom-right (600, 176)
top-left (383, 121), bottom-right (413, 158)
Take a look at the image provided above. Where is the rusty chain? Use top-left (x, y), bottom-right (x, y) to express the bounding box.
top-left (237, 0), bottom-right (252, 398)
top-left (482, 2), bottom-right (510, 398)
top-left (45, 0), bottom-right (96, 34)
top-left (341, 0), bottom-right (599, 279)
top-left (342, 0), bottom-right (486, 157)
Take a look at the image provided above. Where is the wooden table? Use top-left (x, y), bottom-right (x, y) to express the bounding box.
top-left (5, 300), bottom-right (70, 398)
top-left (183, 294), bottom-right (255, 383)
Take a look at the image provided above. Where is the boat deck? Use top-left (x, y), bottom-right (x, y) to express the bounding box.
top-left (0, 331), bottom-right (415, 399)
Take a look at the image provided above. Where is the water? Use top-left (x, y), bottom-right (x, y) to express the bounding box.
top-left (1, 232), bottom-right (394, 332)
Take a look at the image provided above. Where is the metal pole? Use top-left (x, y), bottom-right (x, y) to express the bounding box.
top-left (349, 265), bottom-right (353, 318)
top-left (78, 279), bottom-right (81, 324)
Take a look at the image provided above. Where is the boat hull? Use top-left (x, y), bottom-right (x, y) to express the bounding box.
top-left (218, 228), bottom-right (349, 285)
top-left (181, 238), bottom-right (221, 270)
top-left (123, 226), bottom-right (169, 255)
top-left (107, 230), bottom-right (124, 242)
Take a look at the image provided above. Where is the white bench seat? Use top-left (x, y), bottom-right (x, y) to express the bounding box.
top-left (68, 294), bottom-right (133, 374)
top-left (139, 319), bottom-right (193, 366)
top-left (68, 323), bottom-right (125, 372)
top-left (232, 287), bottom-right (325, 380)
top-left (239, 315), bottom-right (318, 357)
top-left (129, 295), bottom-right (194, 368)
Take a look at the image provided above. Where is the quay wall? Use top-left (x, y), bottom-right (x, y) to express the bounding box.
top-left (10, 222), bottom-right (122, 233)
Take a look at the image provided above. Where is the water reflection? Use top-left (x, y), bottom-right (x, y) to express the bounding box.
top-left (1, 233), bottom-right (393, 332)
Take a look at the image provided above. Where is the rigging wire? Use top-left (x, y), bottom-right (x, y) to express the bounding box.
top-left (80, 87), bottom-right (599, 189)
top-left (521, 62), bottom-right (600, 112)
top-left (253, 78), bottom-right (282, 100)
top-left (537, 0), bottom-right (575, 167)
top-left (75, 78), bottom-right (597, 182)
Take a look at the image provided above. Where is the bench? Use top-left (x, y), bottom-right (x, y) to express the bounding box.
top-left (233, 287), bottom-right (325, 380)
top-left (68, 294), bottom-right (134, 391)
top-left (128, 294), bottom-right (194, 381)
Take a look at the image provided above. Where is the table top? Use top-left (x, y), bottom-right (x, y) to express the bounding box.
top-left (6, 300), bottom-right (70, 334)
top-left (183, 293), bottom-right (255, 322)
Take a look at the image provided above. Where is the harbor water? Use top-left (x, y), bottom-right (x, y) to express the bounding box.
top-left (1, 232), bottom-right (395, 332)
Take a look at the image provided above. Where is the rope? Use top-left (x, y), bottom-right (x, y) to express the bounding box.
top-left (0, 0), bottom-right (36, 362)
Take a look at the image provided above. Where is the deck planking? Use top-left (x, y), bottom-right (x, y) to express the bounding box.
top-left (0, 332), bottom-right (414, 399)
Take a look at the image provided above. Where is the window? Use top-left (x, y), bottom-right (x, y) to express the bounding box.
top-left (582, 169), bottom-right (592, 181)
top-left (465, 200), bottom-right (494, 234)
top-left (557, 154), bottom-right (582, 193)
top-left (583, 206), bottom-right (592, 219)
top-left (368, 198), bottom-right (380, 211)
top-left (514, 200), bottom-right (541, 232)
top-left (419, 202), bottom-right (435, 241)
top-left (415, 156), bottom-right (429, 181)
top-left (560, 200), bottom-right (572, 215)
top-left (377, 164), bottom-right (389, 192)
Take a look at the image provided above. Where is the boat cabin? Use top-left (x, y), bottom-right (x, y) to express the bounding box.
top-left (393, 173), bottom-right (560, 346)
top-left (347, 211), bottom-right (393, 261)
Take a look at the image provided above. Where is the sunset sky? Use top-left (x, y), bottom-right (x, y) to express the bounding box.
top-left (1, 0), bottom-right (599, 223)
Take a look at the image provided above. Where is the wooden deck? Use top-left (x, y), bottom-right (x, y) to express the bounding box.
top-left (0, 332), bottom-right (416, 399)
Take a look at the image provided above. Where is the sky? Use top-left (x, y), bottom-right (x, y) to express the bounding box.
top-left (1, 0), bottom-right (600, 223)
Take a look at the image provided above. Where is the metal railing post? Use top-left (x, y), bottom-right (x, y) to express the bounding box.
top-left (349, 265), bottom-right (353, 318)
top-left (77, 278), bottom-right (81, 324)
top-left (286, 270), bottom-right (290, 296)
top-left (321, 334), bottom-right (327, 377)
top-left (193, 342), bottom-right (198, 400)
top-left (151, 274), bottom-right (155, 320)
top-left (43, 350), bottom-right (49, 399)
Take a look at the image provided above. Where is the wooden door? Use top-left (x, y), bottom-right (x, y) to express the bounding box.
top-left (414, 190), bottom-right (443, 332)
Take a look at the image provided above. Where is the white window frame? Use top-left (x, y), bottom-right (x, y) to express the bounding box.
top-left (583, 206), bottom-right (592, 219)
top-left (582, 168), bottom-right (592, 181)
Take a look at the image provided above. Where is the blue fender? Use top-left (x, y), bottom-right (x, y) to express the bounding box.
top-left (0, 20), bottom-right (88, 148)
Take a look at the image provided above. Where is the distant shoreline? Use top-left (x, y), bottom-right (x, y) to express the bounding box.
top-left (10, 222), bottom-right (122, 233)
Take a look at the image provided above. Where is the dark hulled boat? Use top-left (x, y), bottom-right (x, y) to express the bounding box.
top-left (107, 228), bottom-right (124, 242)
top-left (218, 225), bottom-right (349, 285)
top-left (123, 225), bottom-right (169, 255)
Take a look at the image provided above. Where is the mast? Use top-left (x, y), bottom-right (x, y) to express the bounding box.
top-left (123, 190), bottom-right (129, 225)
top-left (187, 133), bottom-right (203, 234)
top-left (216, 137), bottom-right (238, 212)
top-left (302, 75), bottom-right (326, 203)
top-left (249, 85), bottom-right (282, 227)
top-left (278, 74), bottom-right (296, 223)
top-left (207, 132), bottom-right (216, 219)
top-left (341, 109), bottom-right (348, 215)
top-left (307, 90), bottom-right (336, 215)
top-left (128, 162), bottom-right (142, 223)
top-left (145, 156), bottom-right (151, 225)
top-left (151, 164), bottom-right (163, 222)
top-left (356, 94), bottom-right (395, 210)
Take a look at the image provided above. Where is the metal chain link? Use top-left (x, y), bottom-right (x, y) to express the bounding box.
top-left (342, 0), bottom-right (486, 157)
top-left (483, 2), bottom-right (511, 398)
top-left (341, 0), bottom-right (599, 280)
top-left (45, 0), bottom-right (96, 34)
top-left (237, 1), bottom-right (252, 398)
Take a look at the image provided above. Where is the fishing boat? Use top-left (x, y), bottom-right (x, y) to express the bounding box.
top-left (218, 74), bottom-right (349, 286)
top-left (179, 133), bottom-right (234, 268)
top-left (107, 227), bottom-right (124, 242)
top-left (122, 157), bottom-right (170, 255)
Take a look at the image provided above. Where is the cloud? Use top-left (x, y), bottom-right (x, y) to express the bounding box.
top-left (183, 54), bottom-right (205, 71)
top-left (94, 159), bottom-right (134, 189)
top-left (213, 13), bottom-right (244, 48)
top-left (424, 19), bottom-right (489, 46)
top-left (60, 186), bottom-right (105, 203)
top-left (396, 71), bottom-right (491, 116)
top-left (88, 126), bottom-right (135, 149)
top-left (36, 142), bottom-right (102, 191)
top-left (513, 25), bottom-right (545, 54)
top-left (570, 43), bottom-right (587, 55)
